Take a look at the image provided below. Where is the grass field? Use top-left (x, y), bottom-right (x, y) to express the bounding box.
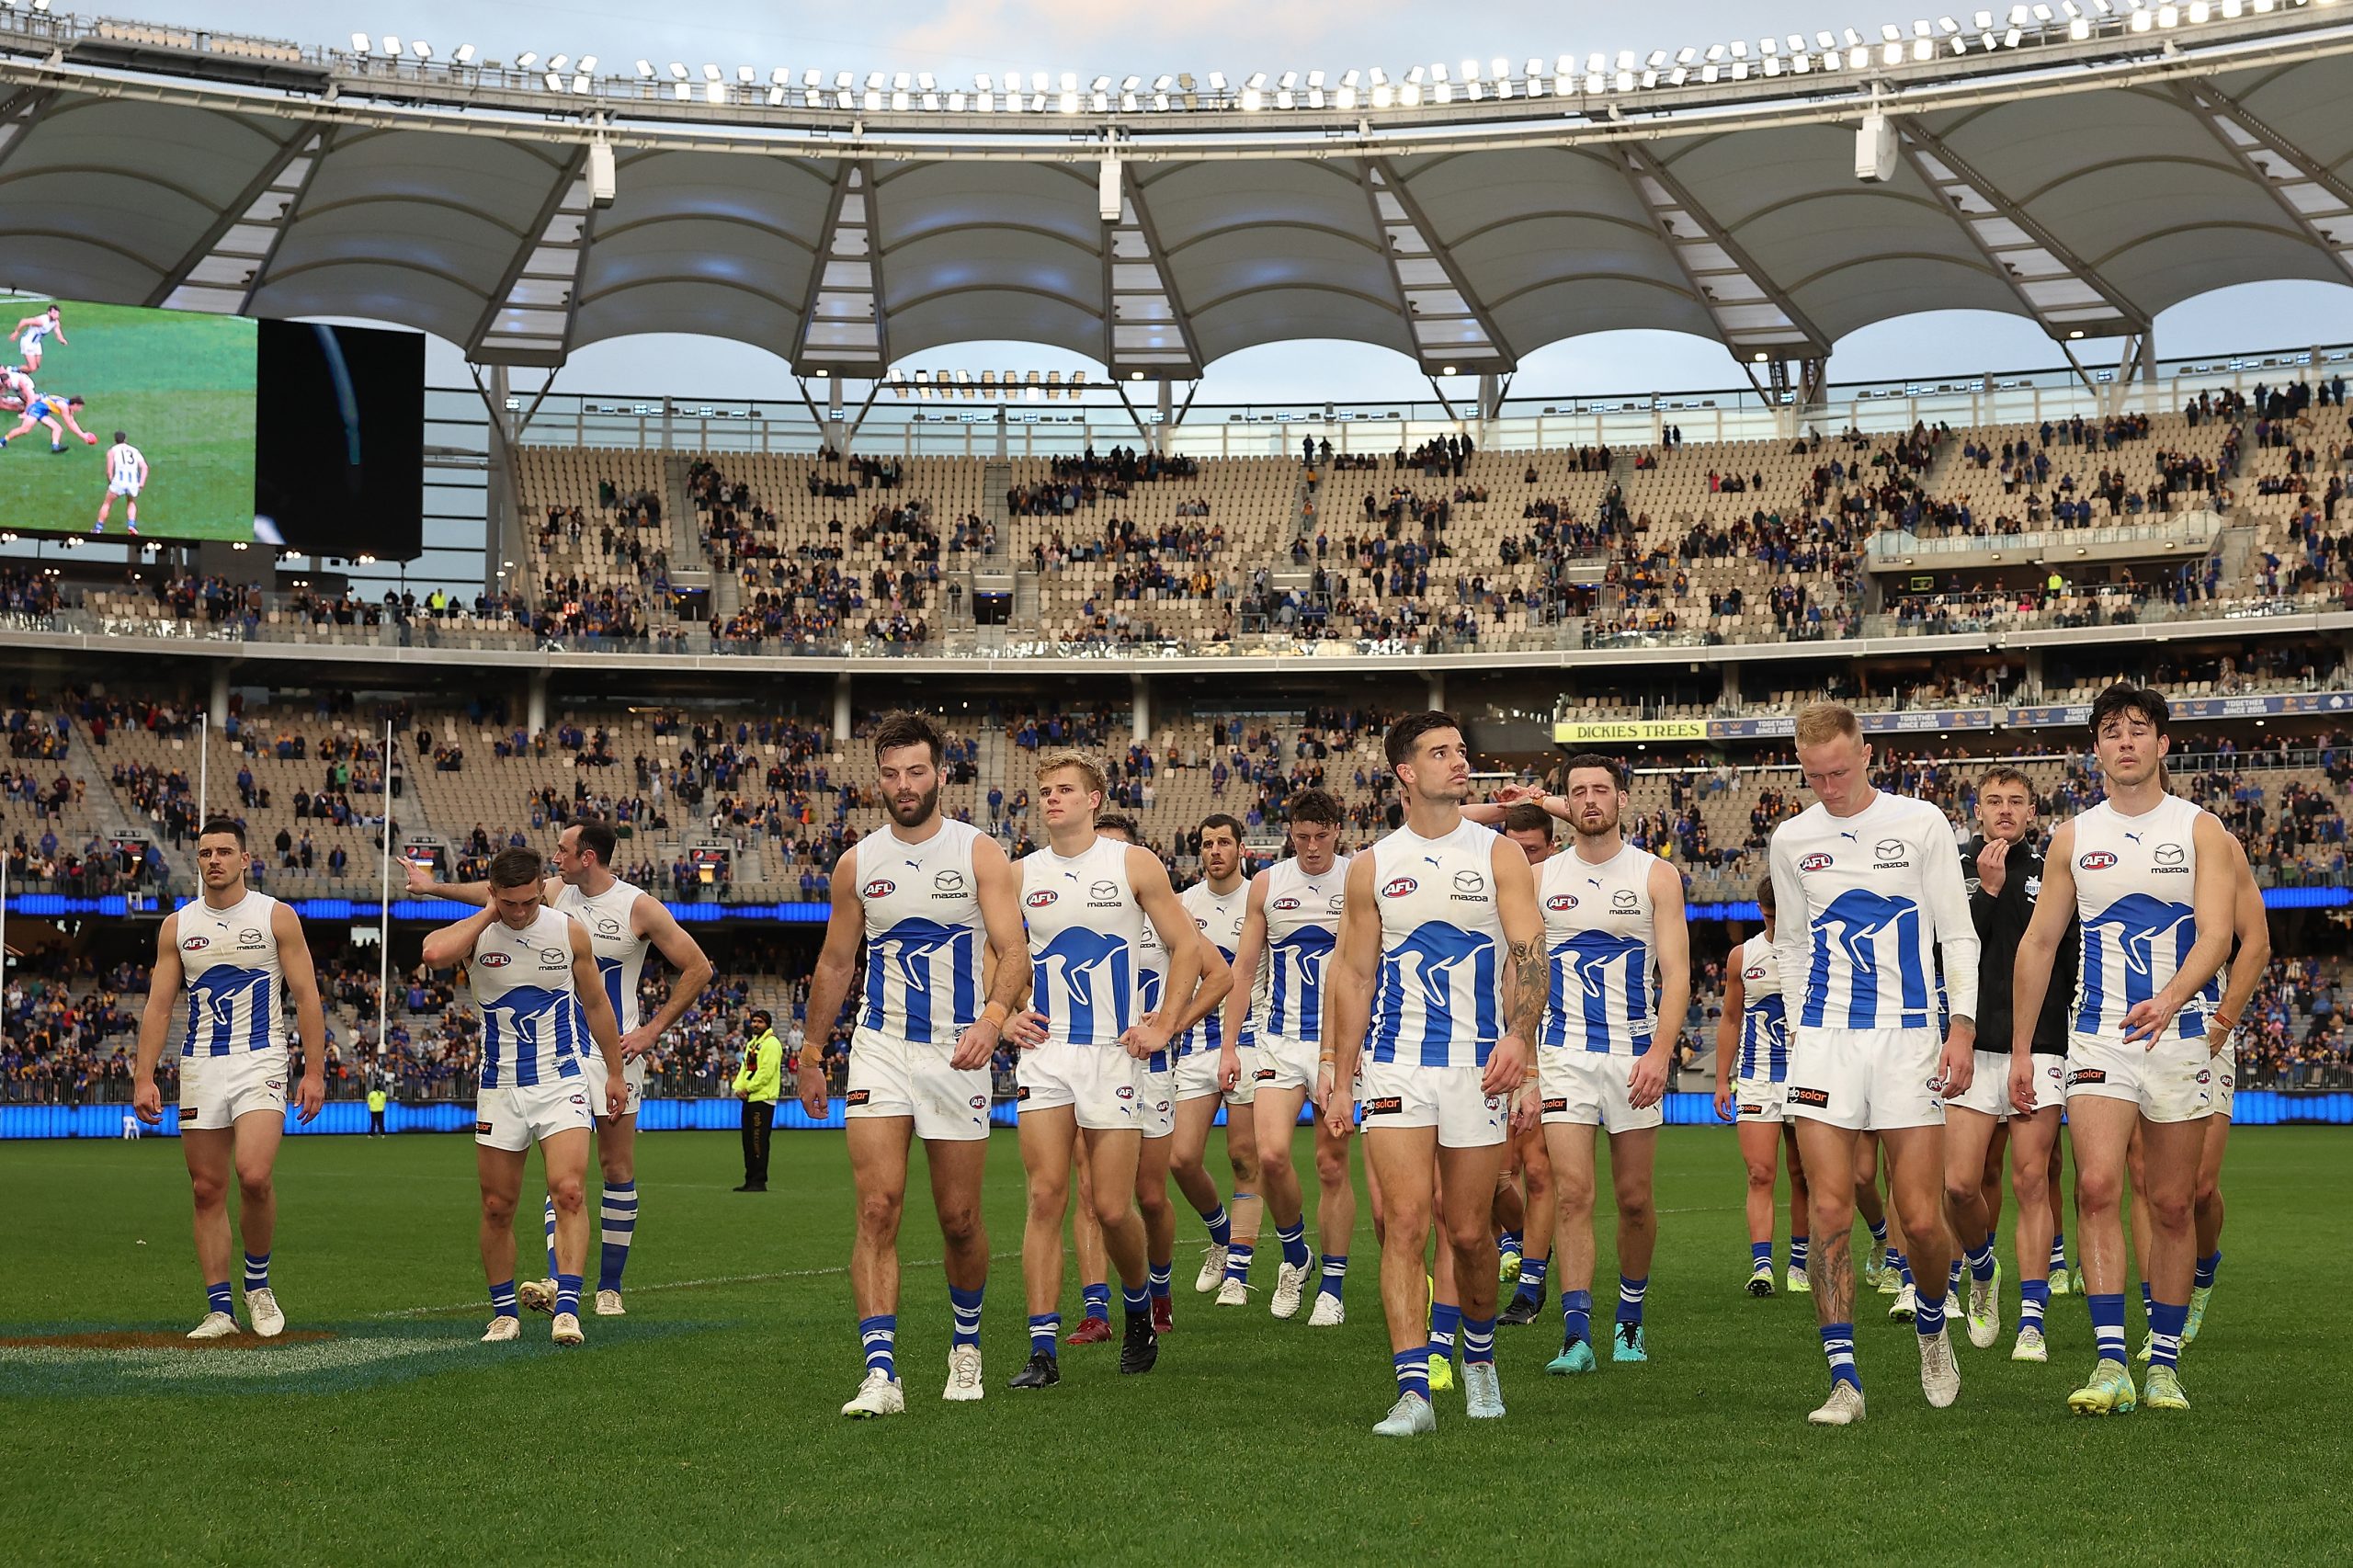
top-left (0, 298), bottom-right (255, 541)
top-left (2, 1124), bottom-right (2343, 1566)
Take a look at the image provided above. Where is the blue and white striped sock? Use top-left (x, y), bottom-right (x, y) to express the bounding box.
top-left (1617, 1274), bottom-right (1648, 1324)
top-left (949, 1284), bottom-right (983, 1348)
top-left (1461, 1315), bottom-right (1495, 1366)
top-left (1966, 1241), bottom-right (1996, 1284)
top-left (553, 1272), bottom-right (583, 1319)
top-left (1121, 1283), bottom-right (1150, 1318)
top-left (597, 1179), bottom-right (638, 1293)
top-left (1888, 1248), bottom-right (1915, 1288)
top-left (1081, 1282), bottom-right (1110, 1324)
top-left (2147, 1299), bottom-right (2188, 1369)
top-left (242, 1251), bottom-right (270, 1293)
top-left (1223, 1242), bottom-right (1253, 1284)
top-left (488, 1278), bottom-right (518, 1320)
top-left (1821, 1322), bottom-right (1860, 1390)
top-left (1430, 1302), bottom-right (1461, 1360)
top-left (1914, 1289), bottom-right (1947, 1340)
top-left (1276, 1220), bottom-right (1308, 1268)
top-left (1316, 1254), bottom-right (1347, 1301)
top-left (1394, 1346), bottom-right (1429, 1403)
top-left (1516, 1255), bottom-right (1549, 1297)
top-left (206, 1280), bottom-right (234, 1319)
top-left (2019, 1278), bottom-right (2049, 1331)
top-left (1561, 1288), bottom-right (1593, 1346)
top-left (1498, 1229), bottom-right (1522, 1257)
top-left (1147, 1260), bottom-right (1173, 1301)
top-left (542, 1195), bottom-right (558, 1281)
top-left (1790, 1234), bottom-right (1810, 1272)
top-left (1028, 1312), bottom-right (1060, 1356)
top-left (1868, 1216), bottom-right (1889, 1246)
top-left (2140, 1278), bottom-right (2154, 1318)
top-left (859, 1313), bottom-right (897, 1378)
top-left (1751, 1240), bottom-right (1775, 1271)
top-left (1198, 1203), bottom-right (1232, 1247)
top-left (2088, 1294), bottom-right (2127, 1362)
top-left (1948, 1256), bottom-right (1965, 1297)
top-left (2050, 1230), bottom-right (2067, 1272)
top-left (2195, 1249), bottom-right (2222, 1290)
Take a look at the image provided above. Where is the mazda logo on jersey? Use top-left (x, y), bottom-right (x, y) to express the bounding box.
top-left (1611, 890), bottom-right (1639, 911)
top-left (1799, 853), bottom-right (1834, 872)
top-left (934, 870), bottom-right (965, 892)
top-left (1089, 881), bottom-right (1120, 901)
top-left (2154, 843), bottom-right (2185, 866)
top-left (1545, 893), bottom-right (1579, 912)
top-left (593, 916), bottom-right (622, 937)
top-left (863, 879), bottom-right (898, 900)
top-left (180, 936), bottom-right (210, 951)
top-left (540, 949), bottom-right (566, 968)
top-left (237, 928), bottom-right (265, 948)
top-left (1026, 890), bottom-right (1058, 907)
top-left (1452, 870), bottom-right (1485, 893)
top-left (1873, 840), bottom-right (1905, 861)
top-left (1326, 896), bottom-right (1345, 913)
top-left (1271, 896), bottom-right (1302, 912)
top-left (2079, 851), bottom-right (2120, 871)
top-left (480, 952), bottom-right (512, 968)
top-left (1381, 877), bottom-right (1419, 898)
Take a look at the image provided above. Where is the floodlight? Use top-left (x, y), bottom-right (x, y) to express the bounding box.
top-left (413, 40), bottom-right (433, 58)
top-left (350, 32), bottom-right (370, 51)
top-left (453, 43), bottom-right (475, 63)
top-left (514, 52), bottom-right (538, 70)
top-left (702, 62), bottom-right (721, 81)
top-left (549, 53), bottom-right (568, 72)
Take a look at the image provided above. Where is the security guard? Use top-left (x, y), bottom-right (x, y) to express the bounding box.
top-left (367, 1082), bottom-right (389, 1137)
top-left (733, 1009), bottom-right (782, 1192)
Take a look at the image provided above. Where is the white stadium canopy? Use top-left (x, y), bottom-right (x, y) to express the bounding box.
top-left (3, 4), bottom-right (2352, 375)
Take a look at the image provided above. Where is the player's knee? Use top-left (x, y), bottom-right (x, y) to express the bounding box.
top-left (189, 1169), bottom-right (229, 1210)
top-left (1443, 1213), bottom-right (1489, 1261)
top-left (2193, 1177), bottom-right (2222, 1217)
top-left (1941, 1172), bottom-right (1981, 1212)
top-left (1089, 1187), bottom-right (1131, 1232)
top-left (1229, 1142), bottom-right (1262, 1184)
top-left (481, 1192), bottom-right (517, 1226)
top-left (1025, 1181), bottom-right (1067, 1221)
top-left (2075, 1168), bottom-right (2123, 1214)
top-left (1744, 1158), bottom-right (1776, 1189)
top-left (234, 1166), bottom-right (273, 1206)
top-left (2147, 1189), bottom-right (2194, 1234)
top-left (1555, 1176), bottom-right (1596, 1217)
top-left (1313, 1143), bottom-right (1348, 1187)
top-left (857, 1187), bottom-right (905, 1236)
top-left (1616, 1188), bottom-right (1654, 1228)
top-left (549, 1176), bottom-right (587, 1214)
top-left (935, 1200), bottom-right (982, 1251)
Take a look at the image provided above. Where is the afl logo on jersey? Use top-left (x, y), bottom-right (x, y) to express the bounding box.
top-left (1745, 964), bottom-right (1768, 983)
top-left (1799, 852), bottom-right (1834, 872)
top-left (1452, 870), bottom-right (1485, 893)
top-left (2154, 843), bottom-right (2185, 867)
top-left (1381, 877), bottom-right (1419, 899)
top-left (1546, 893), bottom-right (1578, 912)
top-left (933, 870), bottom-right (965, 892)
top-left (180, 935), bottom-right (210, 951)
top-left (480, 952), bottom-right (512, 968)
top-left (1271, 896), bottom-right (1302, 912)
top-left (863, 879), bottom-right (898, 900)
top-left (1026, 890), bottom-right (1058, 908)
top-left (2078, 851), bottom-right (2120, 871)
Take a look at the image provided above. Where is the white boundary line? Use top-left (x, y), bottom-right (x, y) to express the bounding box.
top-left (369, 1247), bottom-right (1028, 1319)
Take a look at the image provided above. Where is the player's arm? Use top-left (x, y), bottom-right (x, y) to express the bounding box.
top-left (1460, 801), bottom-right (1507, 826)
top-left (131, 915), bottom-right (186, 1123)
top-left (272, 902), bottom-right (328, 1122)
top-left (797, 855), bottom-right (867, 1115)
top-left (627, 893), bottom-right (714, 1058)
top-left (1714, 951), bottom-right (1745, 1122)
top-left (1319, 854), bottom-right (1380, 1134)
top-left (1126, 846), bottom-right (1199, 1061)
top-left (1634, 858), bottom-right (1688, 1110)
top-left (571, 921), bottom-right (627, 1116)
top-left (963, 835), bottom-right (1029, 1070)
top-left (1220, 873), bottom-right (1268, 1092)
top-left (1162, 926), bottom-right (1233, 1040)
top-left (1767, 829), bottom-right (1810, 1040)
top-left (1919, 812), bottom-right (1982, 1093)
top-left (1492, 834), bottom-right (1542, 1112)
top-left (2126, 811), bottom-right (2240, 1046)
top-left (2207, 835), bottom-right (2269, 1056)
top-left (2006, 821), bottom-right (2076, 1110)
top-left (56, 402), bottom-right (93, 442)
top-left (419, 903), bottom-right (498, 968)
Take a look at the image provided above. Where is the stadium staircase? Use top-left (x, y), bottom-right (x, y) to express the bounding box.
top-left (1293, 461), bottom-right (1320, 546)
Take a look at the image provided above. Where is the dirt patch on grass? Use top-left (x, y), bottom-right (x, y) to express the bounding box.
top-left (0, 1329), bottom-right (338, 1351)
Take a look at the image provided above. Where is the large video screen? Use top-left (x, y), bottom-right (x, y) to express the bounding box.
top-left (0, 297), bottom-right (425, 558)
top-left (0, 297), bottom-right (256, 540)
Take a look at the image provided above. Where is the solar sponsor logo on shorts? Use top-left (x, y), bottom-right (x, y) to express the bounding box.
top-left (1799, 853), bottom-right (1834, 872)
top-left (1739, 1102), bottom-right (1764, 1116)
top-left (1787, 1085), bottom-right (1830, 1108)
top-left (1254, 1067), bottom-right (1278, 1081)
top-left (846, 1089), bottom-right (872, 1106)
top-left (475, 1120), bottom-right (494, 1133)
top-left (1014, 1085), bottom-right (1031, 1101)
top-left (1542, 1096), bottom-right (1568, 1114)
top-left (1362, 1096), bottom-right (1404, 1115)
top-left (2068, 1067), bottom-right (2108, 1086)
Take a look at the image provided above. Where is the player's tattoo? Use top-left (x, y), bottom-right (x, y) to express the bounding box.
top-left (1817, 1232), bottom-right (1854, 1324)
top-left (1508, 937), bottom-right (1546, 1045)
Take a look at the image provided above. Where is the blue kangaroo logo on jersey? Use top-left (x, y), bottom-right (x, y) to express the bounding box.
top-left (1812, 889), bottom-right (1918, 972)
top-left (1385, 922), bottom-right (1489, 1016)
top-left (876, 918), bottom-right (970, 994)
top-left (188, 967), bottom-right (272, 1035)
top-left (1552, 930), bottom-right (1648, 1000)
top-left (2083, 893), bottom-right (2196, 985)
top-left (1036, 928), bottom-right (1131, 1034)
top-left (484, 984), bottom-right (580, 1051)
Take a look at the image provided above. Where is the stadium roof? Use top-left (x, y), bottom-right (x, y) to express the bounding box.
top-left (4, 5), bottom-right (2353, 374)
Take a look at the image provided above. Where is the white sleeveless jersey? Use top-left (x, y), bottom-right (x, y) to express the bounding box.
top-left (107, 443), bottom-right (145, 488)
top-left (471, 906), bottom-right (587, 1089)
top-left (1733, 934), bottom-right (1790, 1082)
top-left (2070, 794), bottom-right (2221, 1041)
top-left (176, 891), bottom-right (290, 1059)
top-left (853, 819), bottom-right (986, 1045)
top-left (19, 318), bottom-right (51, 348)
top-left (1768, 790), bottom-right (1979, 1034)
top-left (1262, 855), bottom-right (1348, 1040)
top-left (1132, 898), bottom-right (1170, 1071)
top-left (1019, 835), bottom-right (1144, 1049)
top-left (1537, 842), bottom-right (1662, 1055)
top-left (553, 876), bottom-right (649, 1036)
top-left (1366, 821), bottom-right (1504, 1068)
top-left (1177, 877), bottom-right (1252, 1057)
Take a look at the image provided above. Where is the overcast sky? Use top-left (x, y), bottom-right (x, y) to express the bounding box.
top-left (188, 1), bottom-right (2353, 403)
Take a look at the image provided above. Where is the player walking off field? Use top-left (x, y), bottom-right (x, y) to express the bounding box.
top-left (1170, 813), bottom-right (1265, 1304)
top-left (1768, 702), bottom-right (1981, 1426)
top-left (412, 819), bottom-right (711, 1319)
top-left (797, 712), bottom-right (1030, 1415)
top-left (132, 818), bottom-right (327, 1339)
top-left (1324, 712), bottom-right (1543, 1437)
top-left (1716, 876), bottom-right (1812, 1299)
top-left (2009, 686), bottom-right (2235, 1415)
top-left (422, 849), bottom-right (629, 1346)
